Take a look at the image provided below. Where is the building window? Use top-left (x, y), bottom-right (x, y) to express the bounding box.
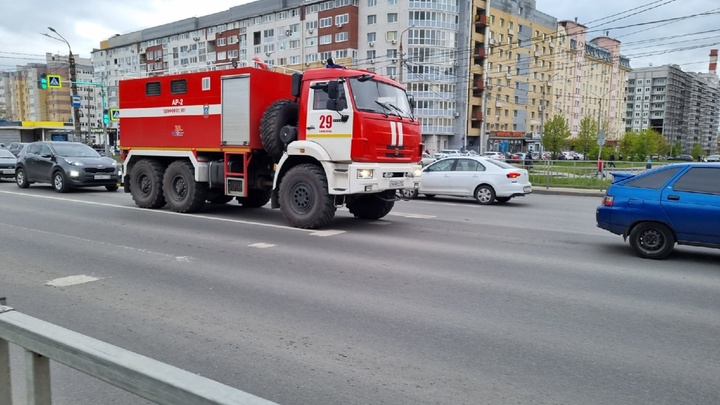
top-left (368, 15), bottom-right (377, 24)
top-left (319, 17), bottom-right (333, 28)
top-left (387, 13), bottom-right (398, 23)
top-left (320, 35), bottom-right (332, 45)
top-left (335, 32), bottom-right (348, 42)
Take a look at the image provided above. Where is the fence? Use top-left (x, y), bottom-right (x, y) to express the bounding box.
top-left (515, 160), bottom-right (666, 190)
top-left (0, 302), bottom-right (277, 405)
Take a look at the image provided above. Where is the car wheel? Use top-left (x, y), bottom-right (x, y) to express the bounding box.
top-left (495, 197), bottom-right (511, 203)
top-left (423, 194), bottom-right (436, 198)
top-left (628, 222), bottom-right (676, 260)
top-left (105, 184), bottom-right (119, 192)
top-left (474, 185), bottom-right (495, 205)
top-left (400, 188), bottom-right (418, 199)
top-left (16, 168), bottom-right (29, 188)
top-left (53, 171), bottom-right (70, 193)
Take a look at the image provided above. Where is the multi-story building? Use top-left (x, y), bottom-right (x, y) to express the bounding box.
top-left (626, 64), bottom-right (719, 156)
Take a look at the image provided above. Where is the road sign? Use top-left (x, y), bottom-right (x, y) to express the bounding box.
top-left (597, 130), bottom-right (606, 146)
top-left (72, 95), bottom-right (81, 108)
top-left (47, 75), bottom-right (62, 89)
top-left (110, 108), bottom-right (120, 121)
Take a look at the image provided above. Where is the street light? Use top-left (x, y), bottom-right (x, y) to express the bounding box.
top-left (397, 25), bottom-right (415, 84)
top-left (42, 27), bottom-right (81, 142)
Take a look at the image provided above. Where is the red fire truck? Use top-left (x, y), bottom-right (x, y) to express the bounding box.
top-left (119, 62), bottom-right (423, 228)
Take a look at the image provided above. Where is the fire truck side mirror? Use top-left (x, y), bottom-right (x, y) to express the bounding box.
top-left (408, 95), bottom-right (416, 111)
top-left (327, 81), bottom-right (339, 100)
top-left (291, 73), bottom-right (302, 98)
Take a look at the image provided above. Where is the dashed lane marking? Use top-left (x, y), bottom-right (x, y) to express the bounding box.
top-left (249, 243), bottom-right (276, 248)
top-left (46, 275), bottom-right (100, 287)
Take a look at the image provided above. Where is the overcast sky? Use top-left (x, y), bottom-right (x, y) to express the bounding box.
top-left (1, 0), bottom-right (718, 73)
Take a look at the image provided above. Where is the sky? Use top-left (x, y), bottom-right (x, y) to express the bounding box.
top-left (1, 0), bottom-right (718, 73)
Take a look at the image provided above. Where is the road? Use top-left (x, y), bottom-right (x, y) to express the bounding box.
top-left (1, 182), bottom-right (719, 405)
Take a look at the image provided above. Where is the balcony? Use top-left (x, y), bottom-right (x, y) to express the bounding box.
top-left (475, 47), bottom-right (486, 58)
top-left (474, 14), bottom-right (487, 28)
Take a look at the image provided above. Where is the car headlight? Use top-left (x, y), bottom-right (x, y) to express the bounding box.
top-left (412, 168), bottom-right (423, 178)
top-left (357, 169), bottom-right (374, 179)
top-left (64, 158), bottom-right (84, 166)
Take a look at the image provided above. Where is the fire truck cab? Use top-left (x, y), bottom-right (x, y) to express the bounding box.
top-left (119, 62), bottom-right (422, 229)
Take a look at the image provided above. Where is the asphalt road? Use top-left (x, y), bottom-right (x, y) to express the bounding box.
top-left (1, 181), bottom-right (719, 405)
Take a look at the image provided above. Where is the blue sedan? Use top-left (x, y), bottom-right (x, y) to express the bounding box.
top-left (596, 163), bottom-right (720, 259)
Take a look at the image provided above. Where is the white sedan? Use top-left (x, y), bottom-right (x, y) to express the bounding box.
top-left (402, 156), bottom-right (532, 204)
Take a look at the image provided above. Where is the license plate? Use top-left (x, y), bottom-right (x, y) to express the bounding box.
top-left (389, 180), bottom-right (404, 188)
top-left (0, 169), bottom-right (13, 174)
top-left (523, 186), bottom-right (532, 193)
top-left (94, 174), bottom-right (111, 180)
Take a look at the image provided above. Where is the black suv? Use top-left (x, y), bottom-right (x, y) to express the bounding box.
top-left (16, 141), bottom-right (120, 192)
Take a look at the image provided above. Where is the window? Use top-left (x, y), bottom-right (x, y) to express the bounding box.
top-left (625, 167), bottom-right (682, 189)
top-left (319, 17), bottom-right (333, 28)
top-left (387, 13), bottom-right (398, 23)
top-left (368, 0), bottom-right (376, 5)
top-left (673, 168), bottom-right (720, 194)
top-left (146, 82), bottom-right (161, 96)
top-left (336, 14), bottom-right (349, 26)
top-left (368, 15), bottom-right (377, 24)
top-left (170, 79), bottom-right (187, 94)
top-left (367, 32), bottom-right (377, 42)
top-left (320, 35), bottom-right (332, 45)
top-left (335, 32), bottom-right (348, 42)
top-left (455, 159), bottom-right (480, 172)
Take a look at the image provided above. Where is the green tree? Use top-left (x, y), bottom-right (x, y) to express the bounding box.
top-left (633, 129), bottom-right (662, 161)
top-left (691, 143), bottom-right (703, 161)
top-left (618, 132), bottom-right (637, 161)
top-left (670, 140), bottom-right (682, 157)
top-left (541, 115), bottom-right (570, 159)
top-left (575, 116), bottom-right (597, 160)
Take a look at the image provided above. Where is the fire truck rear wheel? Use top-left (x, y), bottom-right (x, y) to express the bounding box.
top-left (347, 192), bottom-right (395, 220)
top-left (260, 99), bottom-right (299, 161)
top-left (279, 164), bottom-right (336, 229)
top-left (130, 159), bottom-right (166, 209)
top-left (236, 189), bottom-right (271, 208)
top-left (162, 160), bottom-right (208, 213)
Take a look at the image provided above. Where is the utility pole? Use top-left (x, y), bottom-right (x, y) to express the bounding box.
top-left (43, 27), bottom-right (81, 142)
top-left (398, 25), bottom-right (414, 85)
top-left (597, 96), bottom-right (604, 163)
top-left (540, 84), bottom-right (546, 156)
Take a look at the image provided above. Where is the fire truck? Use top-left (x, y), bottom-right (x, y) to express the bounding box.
top-left (119, 61), bottom-right (423, 228)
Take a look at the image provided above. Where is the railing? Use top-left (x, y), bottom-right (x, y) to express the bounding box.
top-left (0, 303), bottom-right (277, 405)
top-left (510, 160), bottom-right (668, 190)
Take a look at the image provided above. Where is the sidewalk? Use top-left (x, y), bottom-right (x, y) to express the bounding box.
top-left (532, 186), bottom-right (605, 197)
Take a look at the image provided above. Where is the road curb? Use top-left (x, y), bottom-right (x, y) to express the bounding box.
top-left (533, 188), bottom-right (605, 197)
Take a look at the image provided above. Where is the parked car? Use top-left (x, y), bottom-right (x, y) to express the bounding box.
top-left (706, 154), bottom-right (720, 162)
top-left (668, 154), bottom-right (694, 162)
top-left (433, 149), bottom-right (462, 159)
top-left (482, 151), bottom-right (506, 161)
top-left (0, 149), bottom-right (17, 180)
top-left (401, 156), bottom-right (532, 204)
top-left (420, 153), bottom-right (436, 166)
top-left (596, 163), bottom-right (720, 259)
top-left (15, 141), bottom-right (121, 193)
top-left (6, 142), bottom-right (29, 157)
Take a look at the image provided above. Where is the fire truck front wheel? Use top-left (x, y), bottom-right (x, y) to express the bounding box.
top-left (279, 164), bottom-right (336, 229)
top-left (346, 191), bottom-right (395, 220)
top-left (162, 160), bottom-right (208, 213)
top-left (129, 159), bottom-right (166, 209)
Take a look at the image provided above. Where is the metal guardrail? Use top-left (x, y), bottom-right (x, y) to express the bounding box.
top-left (0, 304), bottom-right (277, 405)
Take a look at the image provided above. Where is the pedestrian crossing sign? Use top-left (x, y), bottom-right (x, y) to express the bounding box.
top-left (110, 108), bottom-right (120, 121)
top-left (47, 75), bottom-right (62, 89)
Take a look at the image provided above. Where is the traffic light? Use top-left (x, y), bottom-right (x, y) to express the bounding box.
top-left (38, 73), bottom-right (48, 90)
top-left (103, 109), bottom-right (109, 125)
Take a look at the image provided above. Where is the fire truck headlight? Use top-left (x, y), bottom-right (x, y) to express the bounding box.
top-left (357, 169), bottom-right (374, 179)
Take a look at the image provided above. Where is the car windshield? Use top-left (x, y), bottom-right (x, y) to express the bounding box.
top-left (349, 78), bottom-right (413, 118)
top-left (0, 149), bottom-right (14, 158)
top-left (52, 143), bottom-right (102, 158)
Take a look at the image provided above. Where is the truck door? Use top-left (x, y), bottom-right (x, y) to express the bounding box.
top-left (305, 81), bottom-right (353, 161)
top-left (221, 74), bottom-right (251, 146)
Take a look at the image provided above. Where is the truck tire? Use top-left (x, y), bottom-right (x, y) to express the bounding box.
top-left (279, 163), bottom-right (336, 229)
top-left (347, 192), bottom-right (395, 220)
top-left (237, 189), bottom-right (271, 208)
top-left (130, 159), bottom-right (166, 209)
top-left (260, 99), bottom-right (299, 161)
top-left (163, 160), bottom-right (208, 213)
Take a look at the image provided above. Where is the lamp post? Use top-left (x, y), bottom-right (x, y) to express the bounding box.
top-left (43, 27), bottom-right (81, 142)
top-left (397, 25), bottom-right (415, 85)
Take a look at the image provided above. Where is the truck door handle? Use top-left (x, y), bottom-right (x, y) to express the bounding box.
top-left (668, 195), bottom-right (680, 200)
top-left (306, 125), bottom-right (315, 130)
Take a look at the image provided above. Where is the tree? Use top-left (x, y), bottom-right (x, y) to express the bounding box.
top-left (691, 143), bottom-right (703, 161)
top-left (633, 129), bottom-right (663, 160)
top-left (541, 115), bottom-right (570, 159)
top-left (575, 116), bottom-right (597, 160)
top-left (618, 132), bottom-right (637, 161)
top-left (670, 140), bottom-right (682, 157)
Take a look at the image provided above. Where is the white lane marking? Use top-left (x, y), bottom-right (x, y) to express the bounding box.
top-left (0, 190), bottom-right (345, 236)
top-left (46, 275), bottom-right (100, 287)
top-left (249, 243), bottom-right (275, 248)
top-left (175, 256), bottom-right (192, 262)
top-left (388, 211), bottom-right (436, 219)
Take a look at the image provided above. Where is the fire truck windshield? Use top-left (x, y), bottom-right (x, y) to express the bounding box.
top-left (349, 78), bottom-right (413, 119)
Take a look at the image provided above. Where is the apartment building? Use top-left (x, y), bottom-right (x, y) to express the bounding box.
top-left (627, 64), bottom-right (720, 155)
